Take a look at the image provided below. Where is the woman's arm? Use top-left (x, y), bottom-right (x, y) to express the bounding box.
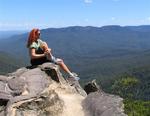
top-left (41, 42), bottom-right (52, 53)
top-left (29, 48), bottom-right (46, 59)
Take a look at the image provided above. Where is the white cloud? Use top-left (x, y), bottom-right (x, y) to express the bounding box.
top-left (0, 22), bottom-right (50, 30)
top-left (85, 18), bottom-right (89, 22)
top-left (148, 17), bottom-right (150, 21)
top-left (84, 0), bottom-right (93, 4)
top-left (111, 17), bottom-right (116, 20)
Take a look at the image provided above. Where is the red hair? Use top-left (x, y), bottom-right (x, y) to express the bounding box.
top-left (27, 28), bottom-right (40, 48)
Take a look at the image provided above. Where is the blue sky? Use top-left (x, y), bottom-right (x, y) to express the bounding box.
top-left (0, 0), bottom-right (150, 30)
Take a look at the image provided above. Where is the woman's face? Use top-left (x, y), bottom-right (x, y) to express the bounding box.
top-left (36, 30), bottom-right (41, 39)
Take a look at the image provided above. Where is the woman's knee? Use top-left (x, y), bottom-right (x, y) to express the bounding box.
top-left (43, 42), bottom-right (47, 45)
top-left (57, 58), bottom-right (63, 64)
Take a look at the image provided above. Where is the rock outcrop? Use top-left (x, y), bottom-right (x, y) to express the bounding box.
top-left (0, 63), bottom-right (126, 116)
top-left (83, 80), bottom-right (127, 116)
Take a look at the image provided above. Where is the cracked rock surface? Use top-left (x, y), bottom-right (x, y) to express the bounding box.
top-left (0, 63), bottom-right (126, 116)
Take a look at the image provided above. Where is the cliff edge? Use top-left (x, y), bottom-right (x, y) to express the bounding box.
top-left (0, 63), bottom-right (126, 116)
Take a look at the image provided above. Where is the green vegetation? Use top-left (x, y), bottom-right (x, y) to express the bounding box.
top-left (0, 51), bottom-right (25, 75)
top-left (124, 99), bottom-right (150, 116)
top-left (110, 74), bottom-right (150, 116)
top-left (111, 76), bottom-right (139, 98)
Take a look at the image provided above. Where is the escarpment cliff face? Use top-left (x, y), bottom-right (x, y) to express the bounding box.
top-left (0, 63), bottom-right (126, 116)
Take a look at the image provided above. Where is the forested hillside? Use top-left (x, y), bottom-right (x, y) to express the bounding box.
top-left (1, 25), bottom-right (150, 87)
top-left (0, 25), bottom-right (150, 115)
top-left (110, 66), bottom-right (150, 116)
top-left (0, 51), bottom-right (25, 75)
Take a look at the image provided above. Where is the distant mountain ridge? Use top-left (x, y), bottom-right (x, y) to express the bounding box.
top-left (0, 30), bottom-right (28, 39)
top-left (1, 25), bottom-right (150, 84)
top-left (1, 25), bottom-right (150, 57)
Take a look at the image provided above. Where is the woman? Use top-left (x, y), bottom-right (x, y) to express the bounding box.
top-left (27, 28), bottom-right (80, 80)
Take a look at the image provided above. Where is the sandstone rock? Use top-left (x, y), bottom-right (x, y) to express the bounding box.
top-left (83, 80), bottom-right (127, 116)
top-left (0, 63), bottom-right (126, 116)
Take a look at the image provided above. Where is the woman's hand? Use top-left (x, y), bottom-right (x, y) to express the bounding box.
top-left (44, 48), bottom-right (52, 55)
top-left (44, 51), bottom-right (49, 56)
top-left (44, 50), bottom-right (52, 60)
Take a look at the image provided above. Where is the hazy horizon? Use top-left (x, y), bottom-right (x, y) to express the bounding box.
top-left (1, 24), bottom-right (150, 32)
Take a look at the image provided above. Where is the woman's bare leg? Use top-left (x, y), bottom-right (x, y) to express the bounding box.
top-left (42, 42), bottom-right (79, 79)
top-left (56, 59), bottom-right (72, 74)
top-left (42, 42), bottom-right (52, 60)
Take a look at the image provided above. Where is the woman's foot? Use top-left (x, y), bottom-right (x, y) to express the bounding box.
top-left (68, 72), bottom-right (80, 81)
